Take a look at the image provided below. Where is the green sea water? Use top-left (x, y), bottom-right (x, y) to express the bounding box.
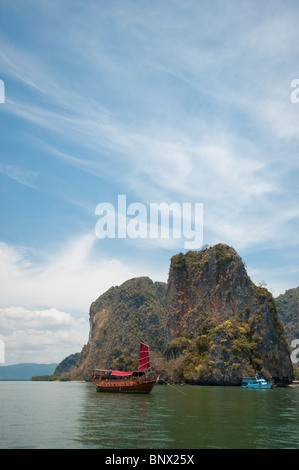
top-left (0, 381), bottom-right (298, 449)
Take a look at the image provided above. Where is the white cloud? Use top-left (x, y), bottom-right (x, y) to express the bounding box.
top-left (0, 163), bottom-right (38, 188)
top-left (0, 306), bottom-right (88, 365)
top-left (1, 0), bottom-right (299, 366)
top-left (0, 234), bottom-right (158, 314)
top-left (1, 4), bottom-right (297, 207)
top-left (243, 11), bottom-right (298, 58)
top-left (0, 233), bottom-right (166, 364)
top-left (254, 96), bottom-right (299, 141)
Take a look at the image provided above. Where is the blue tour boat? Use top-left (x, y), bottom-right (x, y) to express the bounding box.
top-left (241, 375), bottom-right (273, 389)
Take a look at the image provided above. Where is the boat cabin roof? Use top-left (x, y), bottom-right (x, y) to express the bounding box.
top-left (242, 375), bottom-right (264, 379)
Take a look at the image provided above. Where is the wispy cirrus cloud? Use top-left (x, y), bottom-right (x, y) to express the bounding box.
top-left (0, 163), bottom-right (38, 188)
top-left (1, 0), bottom-right (299, 368)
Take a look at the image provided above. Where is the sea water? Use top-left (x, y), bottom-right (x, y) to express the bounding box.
top-left (0, 381), bottom-right (298, 449)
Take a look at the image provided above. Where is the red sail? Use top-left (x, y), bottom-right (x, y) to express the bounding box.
top-left (138, 343), bottom-right (150, 372)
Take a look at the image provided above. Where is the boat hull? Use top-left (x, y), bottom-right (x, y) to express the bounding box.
top-left (241, 376), bottom-right (273, 389)
top-left (242, 383), bottom-right (272, 389)
top-left (93, 378), bottom-right (157, 394)
top-left (91, 342), bottom-right (156, 394)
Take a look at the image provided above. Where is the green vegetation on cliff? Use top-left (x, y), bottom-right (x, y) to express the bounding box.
top-left (161, 318), bottom-right (269, 384)
top-left (72, 277), bottom-right (167, 379)
top-left (31, 353), bottom-right (80, 381)
top-left (67, 244), bottom-right (294, 385)
top-left (164, 244), bottom-right (292, 385)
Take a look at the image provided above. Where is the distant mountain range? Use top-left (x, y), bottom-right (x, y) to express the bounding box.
top-left (0, 363), bottom-right (58, 380)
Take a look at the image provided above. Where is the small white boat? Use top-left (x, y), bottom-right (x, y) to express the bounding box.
top-left (241, 375), bottom-right (273, 389)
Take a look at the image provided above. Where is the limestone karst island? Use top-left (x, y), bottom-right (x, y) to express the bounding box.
top-left (44, 244), bottom-right (295, 386)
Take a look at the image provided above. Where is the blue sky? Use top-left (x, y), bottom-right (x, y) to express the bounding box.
top-left (0, 0), bottom-right (299, 365)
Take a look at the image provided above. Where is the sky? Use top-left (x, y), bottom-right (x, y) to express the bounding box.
top-left (0, 0), bottom-right (299, 365)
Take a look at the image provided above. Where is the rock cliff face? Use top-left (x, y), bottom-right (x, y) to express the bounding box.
top-left (72, 277), bottom-right (167, 380)
top-left (165, 245), bottom-right (293, 385)
top-left (71, 244), bottom-right (293, 385)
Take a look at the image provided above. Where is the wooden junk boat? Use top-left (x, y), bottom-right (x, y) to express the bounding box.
top-left (91, 343), bottom-right (158, 393)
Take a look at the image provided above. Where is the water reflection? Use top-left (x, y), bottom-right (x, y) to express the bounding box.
top-left (77, 384), bottom-right (299, 449)
top-left (77, 384), bottom-right (175, 448)
top-left (0, 382), bottom-right (298, 449)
